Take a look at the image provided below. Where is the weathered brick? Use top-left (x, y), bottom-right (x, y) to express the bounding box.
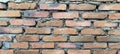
top-left (10, 19), bottom-right (35, 26)
top-left (96, 36), bottom-right (120, 42)
top-left (0, 27), bottom-right (23, 34)
top-left (0, 50), bottom-right (13, 54)
top-left (99, 4), bottom-right (120, 10)
top-left (108, 30), bottom-right (120, 35)
top-left (94, 21), bottom-right (117, 28)
top-left (58, 43), bottom-right (76, 48)
top-left (82, 12), bottom-right (107, 19)
top-left (66, 20), bottom-right (91, 27)
top-left (25, 28), bottom-right (51, 34)
top-left (109, 43), bottom-right (120, 49)
top-left (17, 50), bottom-right (39, 54)
top-left (53, 12), bottom-right (79, 19)
top-left (69, 4), bottom-right (96, 10)
top-left (118, 50), bottom-right (120, 54)
top-left (83, 43), bottom-right (107, 48)
top-left (0, 36), bottom-right (12, 41)
top-left (38, 20), bottom-right (63, 27)
top-left (93, 50), bottom-right (117, 54)
top-left (90, 0), bottom-right (114, 2)
top-left (24, 11), bottom-right (49, 18)
top-left (40, 0), bottom-right (54, 3)
top-left (42, 50), bottom-right (64, 54)
top-left (109, 13), bottom-right (120, 20)
top-left (43, 36), bottom-right (67, 42)
top-left (54, 28), bottom-right (78, 34)
top-left (70, 36), bottom-right (94, 42)
top-left (117, 0), bottom-right (120, 2)
top-left (10, 42), bottom-right (28, 48)
top-left (67, 50), bottom-right (90, 54)
top-left (8, 2), bottom-right (36, 9)
top-left (69, 0), bottom-right (83, 2)
top-left (0, 11), bottom-right (21, 17)
top-left (16, 35), bottom-right (39, 42)
top-left (0, 20), bottom-right (7, 26)
top-left (31, 43), bottom-right (54, 48)
top-left (81, 28), bottom-right (105, 35)
top-left (0, 3), bottom-right (6, 9)
top-left (40, 4), bottom-right (66, 10)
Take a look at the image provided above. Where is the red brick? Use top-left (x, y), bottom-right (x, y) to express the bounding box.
top-left (0, 20), bottom-right (7, 26)
top-left (17, 50), bottom-right (39, 54)
top-left (0, 36), bottom-right (12, 41)
top-left (42, 50), bottom-right (64, 54)
top-left (37, 20), bottom-right (63, 27)
top-left (10, 19), bottom-right (35, 26)
top-left (69, 4), bottom-right (96, 10)
top-left (54, 28), bottom-right (78, 34)
top-left (82, 12), bottom-right (107, 19)
top-left (108, 30), bottom-right (120, 35)
top-left (53, 12), bottom-right (79, 19)
top-left (16, 35), bottom-right (39, 42)
top-left (109, 13), bottom-right (120, 20)
top-left (57, 43), bottom-right (76, 48)
top-left (31, 43), bottom-right (54, 48)
top-left (96, 36), bottom-right (109, 42)
top-left (67, 50), bottom-right (90, 54)
top-left (24, 11), bottom-right (49, 18)
top-left (0, 27), bottom-right (23, 34)
top-left (0, 50), bottom-right (13, 54)
top-left (0, 11), bottom-right (21, 17)
top-left (109, 43), bottom-right (120, 49)
top-left (70, 36), bottom-right (94, 42)
top-left (93, 50), bottom-right (117, 54)
top-left (66, 20), bottom-right (91, 27)
top-left (81, 28), bottom-right (105, 35)
top-left (25, 28), bottom-right (51, 34)
top-left (8, 2), bottom-right (36, 9)
top-left (99, 4), bottom-right (120, 10)
top-left (0, 3), bottom-right (6, 9)
top-left (83, 43), bottom-right (107, 48)
top-left (43, 36), bottom-right (67, 42)
top-left (10, 42), bottom-right (28, 48)
top-left (40, 4), bottom-right (66, 10)
top-left (94, 21), bottom-right (117, 28)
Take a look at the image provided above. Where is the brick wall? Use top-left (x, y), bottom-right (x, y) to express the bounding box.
top-left (0, 0), bottom-right (120, 54)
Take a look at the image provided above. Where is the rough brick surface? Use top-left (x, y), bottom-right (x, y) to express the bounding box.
top-left (0, 0), bottom-right (120, 54)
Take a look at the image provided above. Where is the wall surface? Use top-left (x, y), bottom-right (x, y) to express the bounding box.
top-left (0, 0), bottom-right (120, 54)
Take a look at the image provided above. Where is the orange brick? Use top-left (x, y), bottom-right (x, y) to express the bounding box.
top-left (17, 50), bottom-right (39, 54)
top-left (96, 36), bottom-right (109, 42)
top-left (16, 35), bottom-right (39, 42)
top-left (31, 43), bottom-right (54, 48)
top-left (70, 36), bottom-right (94, 42)
top-left (94, 21), bottom-right (117, 28)
top-left (43, 36), bottom-right (67, 42)
top-left (93, 50), bottom-right (117, 54)
top-left (109, 43), bottom-right (120, 49)
top-left (66, 20), bottom-right (91, 27)
top-left (108, 30), bottom-right (120, 35)
top-left (0, 11), bottom-right (21, 17)
top-left (25, 28), bottom-right (51, 34)
top-left (83, 43), bottom-right (107, 48)
top-left (24, 11), bottom-right (49, 18)
top-left (0, 20), bottom-right (7, 26)
top-left (58, 43), bottom-right (76, 48)
top-left (37, 20), bottom-right (63, 27)
top-left (10, 19), bottom-right (35, 26)
top-left (8, 2), bottom-right (36, 9)
top-left (99, 4), bottom-right (120, 10)
top-left (82, 12), bottom-right (107, 19)
top-left (42, 50), bottom-right (64, 54)
top-left (69, 4), bottom-right (96, 10)
top-left (10, 42), bottom-right (28, 48)
top-left (0, 36), bottom-right (12, 41)
top-left (81, 28), bottom-right (105, 35)
top-left (0, 50), bottom-right (13, 54)
top-left (109, 13), bottom-right (120, 20)
top-left (53, 12), bottom-right (79, 19)
top-left (67, 50), bottom-right (90, 54)
top-left (40, 4), bottom-right (66, 10)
